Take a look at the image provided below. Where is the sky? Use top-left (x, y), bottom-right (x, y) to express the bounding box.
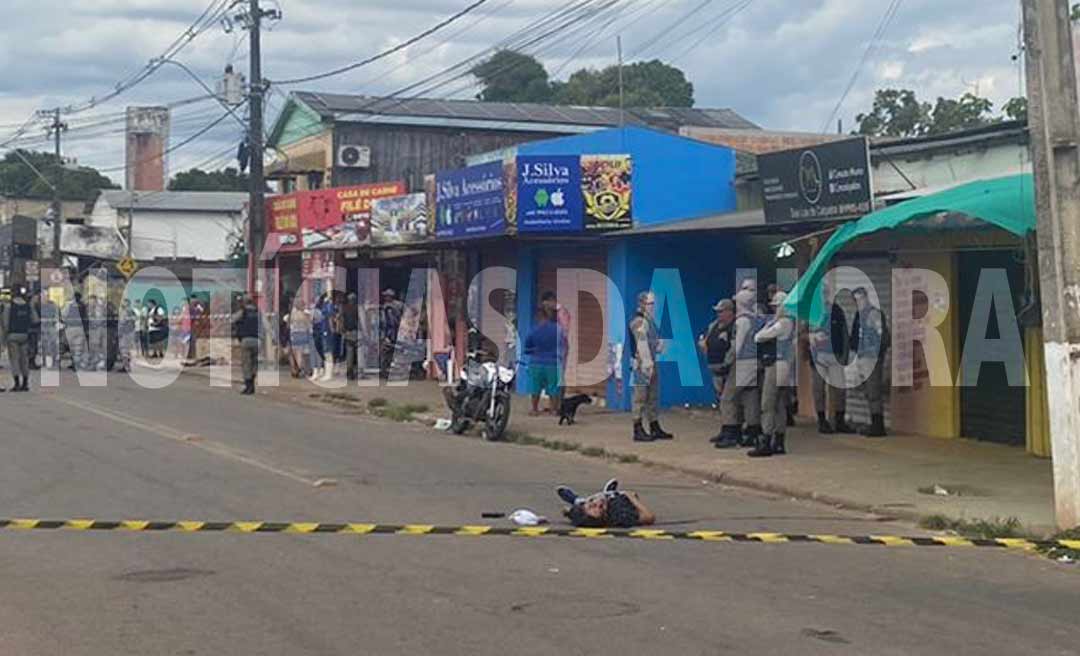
top-left (0, 0), bottom-right (1026, 186)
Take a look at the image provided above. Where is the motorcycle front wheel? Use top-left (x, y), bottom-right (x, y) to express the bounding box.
top-left (482, 395), bottom-right (511, 441)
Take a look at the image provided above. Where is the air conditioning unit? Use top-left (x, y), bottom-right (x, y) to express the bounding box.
top-left (337, 144), bottom-right (371, 168)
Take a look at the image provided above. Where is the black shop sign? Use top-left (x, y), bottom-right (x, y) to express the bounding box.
top-left (759, 137), bottom-right (872, 224)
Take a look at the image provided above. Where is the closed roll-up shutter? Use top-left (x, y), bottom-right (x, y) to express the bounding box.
top-left (828, 258), bottom-right (892, 429)
top-left (537, 248), bottom-right (608, 398)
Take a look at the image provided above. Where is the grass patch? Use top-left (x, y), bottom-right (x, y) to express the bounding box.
top-left (1039, 527), bottom-right (1080, 561)
top-left (617, 454), bottom-right (640, 464)
top-left (367, 397), bottom-right (389, 408)
top-left (369, 401), bottom-right (428, 423)
top-left (919, 514), bottom-right (1026, 539)
top-left (580, 446), bottom-right (607, 458)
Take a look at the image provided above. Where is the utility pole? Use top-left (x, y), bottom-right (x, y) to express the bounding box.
top-left (247, 0), bottom-right (266, 297)
top-left (1022, 0), bottom-right (1080, 530)
top-left (46, 108), bottom-right (67, 263)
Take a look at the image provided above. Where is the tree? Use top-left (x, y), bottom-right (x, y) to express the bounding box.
top-left (168, 167), bottom-right (251, 192)
top-left (0, 150), bottom-right (117, 201)
top-left (471, 50), bottom-right (552, 103)
top-left (856, 88), bottom-right (1028, 138)
top-left (1003, 96), bottom-right (1028, 123)
top-left (552, 59), bottom-right (694, 108)
top-left (471, 50), bottom-right (695, 107)
top-left (1072, 3), bottom-right (1080, 21)
top-left (855, 89), bottom-right (931, 137)
top-left (927, 92), bottom-right (994, 134)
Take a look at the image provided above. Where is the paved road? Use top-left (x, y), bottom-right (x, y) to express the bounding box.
top-left (1, 371), bottom-right (1077, 655)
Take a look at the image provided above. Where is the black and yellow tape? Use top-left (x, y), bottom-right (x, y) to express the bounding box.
top-left (2, 519), bottom-right (1078, 550)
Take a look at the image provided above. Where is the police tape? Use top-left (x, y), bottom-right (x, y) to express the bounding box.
top-left (1, 519), bottom-right (1078, 550)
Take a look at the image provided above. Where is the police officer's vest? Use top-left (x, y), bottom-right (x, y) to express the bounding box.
top-left (627, 311), bottom-right (658, 361)
top-left (758, 316), bottom-right (795, 367)
top-left (735, 313), bottom-right (762, 362)
top-left (855, 307), bottom-right (889, 359)
top-left (705, 321), bottom-right (732, 366)
top-left (8, 300), bottom-right (31, 335)
top-left (236, 306), bottom-right (260, 339)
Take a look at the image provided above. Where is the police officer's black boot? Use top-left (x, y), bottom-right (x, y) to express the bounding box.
top-left (861, 413), bottom-right (886, 438)
top-left (771, 432), bottom-right (787, 456)
top-left (714, 425), bottom-right (740, 449)
top-left (650, 421), bottom-right (674, 440)
top-left (817, 412), bottom-right (834, 434)
top-left (747, 432), bottom-right (773, 458)
top-left (9, 377), bottom-right (19, 393)
top-left (20, 377), bottom-right (30, 392)
top-left (834, 412), bottom-right (855, 434)
top-left (739, 425), bottom-right (761, 448)
top-left (633, 421), bottom-right (655, 442)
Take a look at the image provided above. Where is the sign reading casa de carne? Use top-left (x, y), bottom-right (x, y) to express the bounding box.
top-left (758, 137), bottom-right (872, 224)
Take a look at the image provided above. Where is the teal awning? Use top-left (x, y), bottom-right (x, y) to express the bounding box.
top-left (784, 173), bottom-right (1036, 328)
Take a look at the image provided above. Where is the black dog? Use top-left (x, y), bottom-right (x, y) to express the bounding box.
top-left (559, 394), bottom-right (593, 425)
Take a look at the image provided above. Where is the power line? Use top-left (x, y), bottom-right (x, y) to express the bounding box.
top-left (629, 0), bottom-right (716, 58)
top-left (820, 0), bottom-right (904, 134)
top-left (665, 0), bottom-right (757, 64)
top-left (94, 106), bottom-right (243, 174)
top-left (59, 0), bottom-right (238, 115)
top-left (271, 0), bottom-right (496, 86)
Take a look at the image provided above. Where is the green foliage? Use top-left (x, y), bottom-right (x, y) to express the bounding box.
top-left (856, 88), bottom-right (1028, 138)
top-left (168, 167), bottom-right (251, 192)
top-left (919, 514), bottom-right (1025, 539)
top-left (471, 50), bottom-right (552, 103)
top-left (1073, 3), bottom-right (1080, 22)
top-left (471, 50), bottom-right (694, 108)
top-left (0, 149), bottom-right (117, 201)
top-left (552, 59), bottom-right (694, 108)
top-left (1003, 96), bottom-right (1028, 123)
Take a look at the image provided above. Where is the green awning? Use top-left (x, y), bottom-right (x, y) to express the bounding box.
top-left (784, 173), bottom-right (1035, 328)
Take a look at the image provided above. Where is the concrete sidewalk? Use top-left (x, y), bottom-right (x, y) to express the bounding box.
top-left (186, 365), bottom-right (1058, 534)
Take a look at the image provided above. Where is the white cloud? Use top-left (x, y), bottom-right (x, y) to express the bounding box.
top-left (0, 0), bottom-right (1024, 174)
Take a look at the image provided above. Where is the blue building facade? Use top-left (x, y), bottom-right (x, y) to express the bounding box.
top-left (501, 126), bottom-right (749, 410)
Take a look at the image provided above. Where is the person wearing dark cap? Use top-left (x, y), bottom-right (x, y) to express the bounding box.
top-left (699, 298), bottom-right (735, 444)
top-left (232, 294), bottom-right (261, 395)
top-left (850, 287), bottom-right (890, 437)
top-left (2, 287), bottom-right (38, 391)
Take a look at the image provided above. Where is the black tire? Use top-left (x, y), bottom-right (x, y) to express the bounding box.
top-left (483, 396), bottom-right (511, 441)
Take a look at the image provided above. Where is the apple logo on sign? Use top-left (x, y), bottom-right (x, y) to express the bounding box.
top-left (550, 188), bottom-right (566, 208)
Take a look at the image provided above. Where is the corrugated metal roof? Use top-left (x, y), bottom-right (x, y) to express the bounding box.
top-left (101, 191), bottom-right (248, 213)
top-left (292, 91), bottom-right (757, 131)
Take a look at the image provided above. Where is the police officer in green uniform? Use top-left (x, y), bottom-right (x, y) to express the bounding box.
top-left (2, 287), bottom-right (38, 392)
top-left (850, 287), bottom-right (890, 437)
top-left (629, 291), bottom-right (674, 442)
top-left (233, 295), bottom-right (261, 395)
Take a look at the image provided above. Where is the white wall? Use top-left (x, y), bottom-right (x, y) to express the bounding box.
top-left (872, 141), bottom-right (1029, 196)
top-left (86, 198), bottom-right (240, 261)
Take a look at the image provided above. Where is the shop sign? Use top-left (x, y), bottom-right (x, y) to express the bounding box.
top-left (371, 192), bottom-right (429, 245)
top-left (759, 137), bottom-right (872, 224)
top-left (517, 155), bottom-right (583, 232)
top-left (582, 154), bottom-right (633, 231)
top-left (269, 194), bottom-right (302, 251)
top-left (516, 154), bottom-right (633, 233)
top-left (435, 161), bottom-right (506, 240)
